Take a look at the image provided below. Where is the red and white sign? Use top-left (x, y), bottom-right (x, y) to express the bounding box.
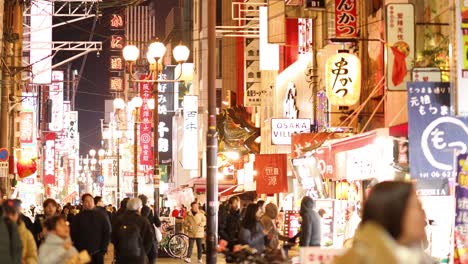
top-left (140, 77), bottom-right (153, 167)
top-left (43, 133), bottom-right (56, 185)
top-left (49, 71), bottom-right (64, 131)
top-left (20, 112), bottom-right (34, 143)
top-left (300, 247), bottom-right (344, 264)
top-left (386, 3), bottom-right (415, 90)
top-left (255, 154), bottom-right (288, 194)
top-left (334, 0), bottom-right (358, 38)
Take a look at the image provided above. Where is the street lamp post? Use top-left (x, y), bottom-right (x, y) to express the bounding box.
top-left (123, 41), bottom-right (190, 212)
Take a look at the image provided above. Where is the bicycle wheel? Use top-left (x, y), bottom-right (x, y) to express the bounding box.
top-left (167, 233), bottom-right (189, 258)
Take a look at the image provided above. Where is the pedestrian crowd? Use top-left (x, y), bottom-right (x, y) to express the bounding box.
top-left (0, 180), bottom-right (436, 264)
top-left (0, 191), bottom-right (161, 264)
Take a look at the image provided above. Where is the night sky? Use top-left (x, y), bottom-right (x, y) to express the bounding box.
top-left (53, 1), bottom-right (177, 155)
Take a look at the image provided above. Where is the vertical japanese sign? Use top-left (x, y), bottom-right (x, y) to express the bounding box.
top-left (43, 133), bottom-right (56, 185)
top-left (325, 52), bottom-right (361, 106)
top-left (20, 112), bottom-right (34, 143)
top-left (67, 111), bottom-right (78, 154)
top-left (386, 4), bottom-right (415, 91)
top-left (254, 154), bottom-right (288, 194)
top-left (334, 0), bottom-right (358, 39)
top-left (139, 77), bottom-right (153, 167)
top-left (298, 18), bottom-right (314, 54)
top-left (183, 96), bottom-right (198, 170)
top-left (456, 0), bottom-right (468, 115)
top-left (259, 7), bottom-right (279, 71)
top-left (157, 67), bottom-right (175, 171)
top-left (108, 13), bottom-right (125, 92)
top-left (407, 82), bottom-right (468, 195)
top-left (49, 71), bottom-right (64, 131)
top-left (455, 154), bottom-right (468, 263)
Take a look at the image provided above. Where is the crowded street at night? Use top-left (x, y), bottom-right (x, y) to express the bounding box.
top-left (0, 0), bottom-right (467, 263)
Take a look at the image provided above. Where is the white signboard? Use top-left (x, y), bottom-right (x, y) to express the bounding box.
top-left (30, 0), bottom-right (52, 84)
top-left (386, 3), bottom-right (415, 90)
top-left (259, 7), bottom-right (279, 71)
top-left (300, 247), bottom-right (343, 264)
top-left (49, 71), bottom-right (64, 131)
top-left (271, 118), bottom-right (311, 145)
top-left (412, 67), bottom-right (441, 82)
top-left (183, 96), bottom-right (199, 171)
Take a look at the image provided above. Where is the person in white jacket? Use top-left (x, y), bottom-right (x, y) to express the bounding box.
top-left (38, 215), bottom-right (89, 264)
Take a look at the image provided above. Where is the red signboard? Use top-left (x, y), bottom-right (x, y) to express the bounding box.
top-left (334, 0), bottom-right (357, 38)
top-left (140, 77), bottom-right (153, 167)
top-left (43, 133), bottom-right (56, 185)
top-left (20, 112), bottom-right (34, 143)
top-left (255, 154), bottom-right (288, 194)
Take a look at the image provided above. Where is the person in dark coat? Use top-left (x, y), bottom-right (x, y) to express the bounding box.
top-left (299, 196), bottom-right (321, 247)
top-left (138, 194), bottom-right (161, 263)
top-left (114, 198), bottom-right (129, 220)
top-left (94, 196), bottom-right (112, 222)
top-left (71, 193), bottom-right (111, 264)
top-left (33, 198), bottom-right (58, 246)
top-left (219, 196), bottom-right (241, 250)
top-left (112, 198), bottom-right (153, 264)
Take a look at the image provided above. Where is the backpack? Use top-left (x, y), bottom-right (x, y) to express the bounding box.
top-left (115, 222), bottom-right (143, 258)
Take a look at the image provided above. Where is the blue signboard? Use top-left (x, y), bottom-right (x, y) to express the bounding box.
top-left (407, 82), bottom-right (468, 195)
top-left (0, 148), bottom-right (9, 162)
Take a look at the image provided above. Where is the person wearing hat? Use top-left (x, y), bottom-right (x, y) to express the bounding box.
top-left (3, 199), bottom-right (38, 264)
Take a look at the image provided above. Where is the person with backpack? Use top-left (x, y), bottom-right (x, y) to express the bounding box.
top-left (138, 194), bottom-right (161, 263)
top-left (70, 193), bottom-right (111, 264)
top-left (112, 197), bottom-right (153, 264)
top-left (0, 191), bottom-right (23, 264)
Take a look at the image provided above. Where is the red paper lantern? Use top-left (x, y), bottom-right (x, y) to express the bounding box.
top-left (16, 158), bottom-right (37, 179)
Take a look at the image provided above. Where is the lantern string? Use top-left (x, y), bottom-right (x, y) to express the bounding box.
top-left (336, 76), bottom-right (385, 128)
top-left (359, 91), bottom-right (388, 133)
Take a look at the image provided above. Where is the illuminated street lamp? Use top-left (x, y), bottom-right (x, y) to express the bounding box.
top-left (122, 40), bottom-right (190, 212)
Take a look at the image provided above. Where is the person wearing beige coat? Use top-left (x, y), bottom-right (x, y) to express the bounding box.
top-left (183, 202), bottom-right (206, 263)
top-left (18, 220), bottom-right (38, 264)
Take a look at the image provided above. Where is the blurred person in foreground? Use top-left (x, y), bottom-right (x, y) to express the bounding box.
top-left (0, 194), bottom-right (23, 264)
top-left (333, 181), bottom-right (432, 264)
top-left (38, 215), bottom-right (90, 264)
top-left (3, 199), bottom-right (37, 264)
top-left (71, 193), bottom-right (110, 264)
top-left (239, 203), bottom-right (271, 254)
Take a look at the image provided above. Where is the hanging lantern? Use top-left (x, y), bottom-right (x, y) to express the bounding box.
top-left (16, 158), bottom-right (37, 179)
top-left (325, 52), bottom-right (361, 106)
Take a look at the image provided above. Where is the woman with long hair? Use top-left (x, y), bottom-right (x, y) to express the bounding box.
top-left (333, 181), bottom-right (430, 264)
top-left (239, 203), bottom-right (271, 253)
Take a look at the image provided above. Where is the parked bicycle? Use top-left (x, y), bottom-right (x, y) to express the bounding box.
top-left (159, 220), bottom-right (189, 258)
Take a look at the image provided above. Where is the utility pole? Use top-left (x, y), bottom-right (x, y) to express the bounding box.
top-left (206, 0), bottom-right (218, 263)
top-left (0, 0), bottom-right (7, 196)
top-left (0, 0), bottom-right (23, 196)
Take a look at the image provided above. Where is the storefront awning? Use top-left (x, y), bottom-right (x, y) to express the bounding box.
top-left (186, 178), bottom-right (236, 194)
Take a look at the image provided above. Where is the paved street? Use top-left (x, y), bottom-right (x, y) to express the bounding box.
top-left (157, 256), bottom-right (227, 263)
